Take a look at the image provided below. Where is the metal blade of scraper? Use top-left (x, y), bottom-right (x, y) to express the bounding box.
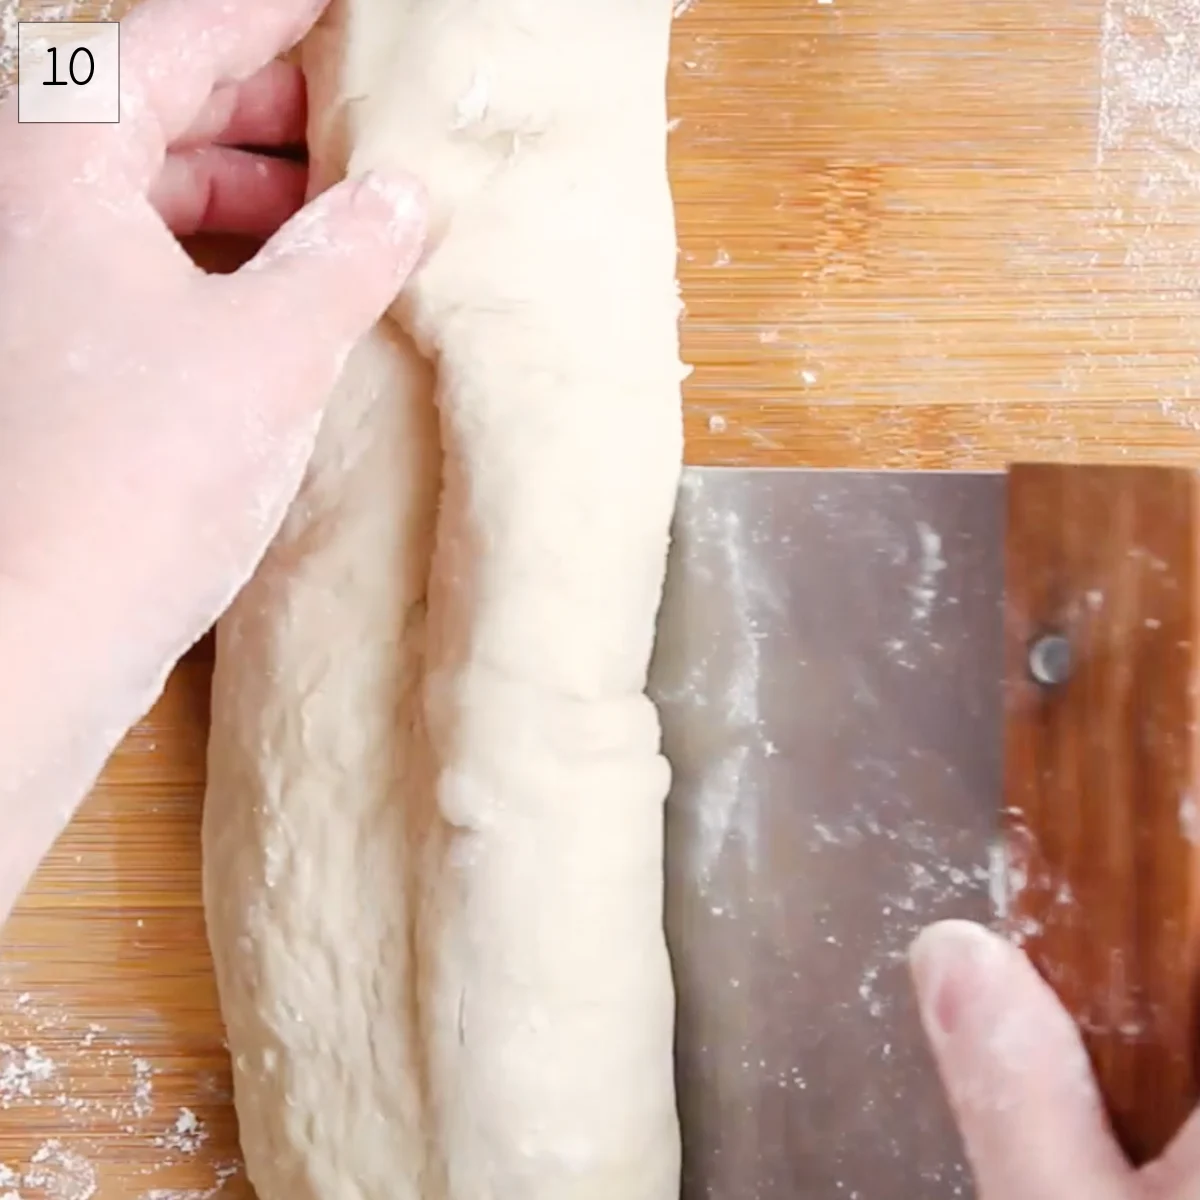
top-left (649, 467), bottom-right (1005, 1200)
top-left (1002, 462), bottom-right (1200, 1166)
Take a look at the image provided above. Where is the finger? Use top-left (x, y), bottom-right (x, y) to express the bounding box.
top-left (175, 60), bottom-right (307, 151)
top-left (909, 920), bottom-right (1134, 1200)
top-left (232, 170), bottom-right (427, 370)
top-left (119, 0), bottom-right (324, 182)
top-left (150, 147), bottom-right (307, 238)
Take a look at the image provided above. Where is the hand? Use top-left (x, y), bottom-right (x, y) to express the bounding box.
top-left (0, 0), bottom-right (426, 917)
top-left (910, 920), bottom-right (1200, 1199)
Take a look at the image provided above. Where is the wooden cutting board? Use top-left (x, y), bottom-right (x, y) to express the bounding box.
top-left (3, 0), bottom-right (1200, 1195)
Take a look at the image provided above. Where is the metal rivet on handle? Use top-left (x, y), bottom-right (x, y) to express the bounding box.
top-left (1028, 633), bottom-right (1072, 687)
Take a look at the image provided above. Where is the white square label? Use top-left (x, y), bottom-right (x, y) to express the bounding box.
top-left (17, 21), bottom-right (120, 124)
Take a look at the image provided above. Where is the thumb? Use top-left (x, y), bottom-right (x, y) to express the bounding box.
top-left (909, 920), bottom-right (1134, 1200)
top-left (235, 169), bottom-right (427, 354)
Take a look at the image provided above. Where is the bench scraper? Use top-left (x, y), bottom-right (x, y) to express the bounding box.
top-left (649, 462), bottom-right (1200, 1200)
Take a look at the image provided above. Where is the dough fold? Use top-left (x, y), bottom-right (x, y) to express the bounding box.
top-left (203, 3), bottom-right (685, 1198)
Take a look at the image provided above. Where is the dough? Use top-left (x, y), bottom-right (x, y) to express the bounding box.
top-left (201, 3), bottom-right (686, 1198)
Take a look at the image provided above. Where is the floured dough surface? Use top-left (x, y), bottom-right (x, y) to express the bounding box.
top-left (202, 2), bottom-right (685, 1198)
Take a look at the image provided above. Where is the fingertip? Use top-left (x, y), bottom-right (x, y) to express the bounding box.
top-left (909, 919), bottom-right (1009, 1045)
top-left (342, 169), bottom-right (430, 295)
top-left (244, 168), bottom-right (427, 291)
top-left (303, 169), bottom-right (428, 271)
top-left (908, 917), bottom-right (1081, 1099)
top-left (231, 168), bottom-right (427, 365)
top-left (352, 169), bottom-right (429, 260)
top-left (909, 920), bottom-right (1132, 1197)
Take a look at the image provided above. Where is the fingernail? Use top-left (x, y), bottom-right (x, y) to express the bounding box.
top-left (909, 920), bottom-right (1005, 1042)
top-left (354, 169), bottom-right (427, 246)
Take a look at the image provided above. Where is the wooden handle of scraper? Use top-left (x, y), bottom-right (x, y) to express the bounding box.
top-left (1003, 462), bottom-right (1200, 1165)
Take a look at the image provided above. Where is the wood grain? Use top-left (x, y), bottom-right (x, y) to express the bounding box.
top-left (1003, 463), bottom-right (1200, 1165)
top-left (4, 0), bottom-right (1200, 1192)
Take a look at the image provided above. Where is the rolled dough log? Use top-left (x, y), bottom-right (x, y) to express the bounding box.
top-left (203, 2), bottom-right (685, 1198)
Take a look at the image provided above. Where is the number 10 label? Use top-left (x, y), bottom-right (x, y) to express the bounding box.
top-left (17, 22), bottom-right (120, 124)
